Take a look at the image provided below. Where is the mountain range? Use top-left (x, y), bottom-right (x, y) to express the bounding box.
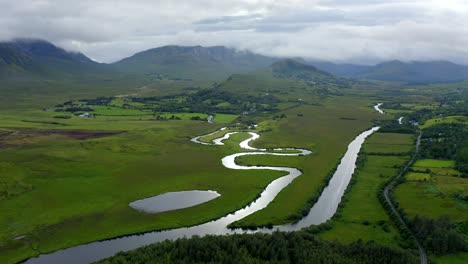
top-left (308, 60), bottom-right (468, 84)
top-left (112, 45), bottom-right (275, 80)
top-left (1, 39), bottom-right (468, 84)
top-left (0, 39), bottom-right (110, 79)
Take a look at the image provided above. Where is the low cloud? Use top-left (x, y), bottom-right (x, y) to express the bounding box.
top-left (1, 0), bottom-right (467, 64)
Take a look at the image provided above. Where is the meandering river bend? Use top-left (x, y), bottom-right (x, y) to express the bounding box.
top-left (374, 103), bottom-right (384, 114)
top-left (24, 125), bottom-right (379, 264)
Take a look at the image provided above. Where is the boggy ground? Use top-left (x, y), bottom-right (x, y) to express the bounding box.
top-left (225, 96), bottom-right (384, 227)
top-left (319, 132), bottom-right (415, 248)
top-left (0, 95), bottom-right (383, 263)
top-left (0, 121), bottom-right (284, 263)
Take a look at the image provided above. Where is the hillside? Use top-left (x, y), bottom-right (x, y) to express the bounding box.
top-left (308, 60), bottom-right (468, 84)
top-left (112, 45), bottom-right (276, 80)
top-left (359, 60), bottom-right (468, 84)
top-left (0, 40), bottom-right (276, 81)
top-left (267, 59), bottom-right (354, 89)
top-left (210, 59), bottom-right (354, 100)
top-left (0, 39), bottom-right (112, 80)
top-left (306, 60), bottom-right (372, 77)
top-left (271, 59), bottom-right (333, 80)
top-left (3, 39), bottom-right (468, 84)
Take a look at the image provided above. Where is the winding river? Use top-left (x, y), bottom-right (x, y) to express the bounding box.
top-left (398, 116), bottom-right (404, 125)
top-left (25, 124), bottom-right (380, 264)
top-left (374, 103), bottom-right (384, 114)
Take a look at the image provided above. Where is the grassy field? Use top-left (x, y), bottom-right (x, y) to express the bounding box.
top-left (394, 159), bottom-right (468, 221)
top-left (230, 96), bottom-right (385, 227)
top-left (413, 159), bottom-right (456, 168)
top-left (415, 167), bottom-right (462, 176)
top-left (318, 132), bottom-right (414, 248)
top-left (395, 179), bottom-right (468, 221)
top-left (0, 91), bottom-right (388, 263)
top-left (159, 112), bottom-right (209, 120)
top-left (435, 253), bottom-right (468, 264)
top-left (401, 103), bottom-right (439, 110)
top-left (0, 121), bottom-right (288, 263)
top-left (362, 133), bottom-right (414, 154)
top-left (213, 114), bottom-right (239, 124)
top-left (198, 127), bottom-right (233, 143)
top-left (406, 172), bottom-right (431, 181)
top-left (1, 72), bottom-right (436, 263)
top-left (383, 109), bottom-right (414, 115)
top-left (93, 106), bottom-right (152, 116)
top-left (2, 54), bottom-right (468, 264)
top-left (0, 78), bottom-right (213, 114)
top-left (420, 116), bottom-right (468, 129)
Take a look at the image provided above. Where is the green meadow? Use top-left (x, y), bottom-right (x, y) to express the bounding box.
top-left (401, 103), bottom-right (439, 110)
top-left (230, 96), bottom-right (382, 227)
top-left (0, 75), bottom-right (391, 263)
top-left (405, 172), bottom-right (431, 181)
top-left (362, 133), bottom-right (414, 154)
top-left (198, 127), bottom-right (232, 143)
top-left (92, 106), bottom-right (152, 116)
top-left (383, 109), bottom-right (414, 115)
top-left (413, 159), bottom-right (456, 168)
top-left (212, 114), bottom-right (239, 124)
top-left (159, 112), bottom-right (209, 120)
top-left (1, 65), bottom-right (467, 264)
top-left (319, 132), bottom-right (414, 248)
top-left (435, 253), bottom-right (468, 264)
top-left (395, 159), bottom-right (468, 221)
top-left (420, 116), bottom-right (468, 129)
top-left (0, 120), bottom-right (290, 263)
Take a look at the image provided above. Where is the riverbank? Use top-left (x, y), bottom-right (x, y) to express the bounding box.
top-left (23, 125), bottom-right (379, 264)
top-left (1, 98), bottom-right (382, 264)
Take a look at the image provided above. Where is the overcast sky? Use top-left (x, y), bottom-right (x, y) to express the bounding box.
top-left (1, 0), bottom-right (468, 64)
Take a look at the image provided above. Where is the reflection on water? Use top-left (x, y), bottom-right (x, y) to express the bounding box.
top-left (374, 103), bottom-right (384, 114)
top-left (129, 190), bottom-right (220, 213)
top-left (25, 127), bottom-right (378, 264)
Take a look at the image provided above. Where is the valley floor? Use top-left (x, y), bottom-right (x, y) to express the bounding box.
top-left (0, 96), bottom-right (383, 263)
top-left (1, 75), bottom-right (467, 264)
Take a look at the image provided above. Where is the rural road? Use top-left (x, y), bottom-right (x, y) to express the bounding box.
top-left (382, 132), bottom-right (427, 264)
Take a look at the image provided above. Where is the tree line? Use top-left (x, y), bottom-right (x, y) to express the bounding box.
top-left (420, 123), bottom-right (468, 175)
top-left (409, 216), bottom-right (466, 254)
top-left (97, 230), bottom-right (418, 264)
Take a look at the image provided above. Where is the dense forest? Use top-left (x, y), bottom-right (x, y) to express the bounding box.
top-left (96, 231), bottom-right (418, 264)
top-left (376, 119), bottom-right (416, 134)
top-left (409, 216), bottom-right (466, 254)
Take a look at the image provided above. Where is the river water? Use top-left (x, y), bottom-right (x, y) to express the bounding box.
top-left (129, 190), bottom-right (221, 213)
top-left (374, 103), bottom-right (384, 114)
top-left (25, 126), bottom-right (379, 264)
top-left (398, 117), bottom-right (404, 125)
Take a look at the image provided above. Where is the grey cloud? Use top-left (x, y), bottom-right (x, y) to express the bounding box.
top-left (1, 0), bottom-right (468, 64)
top-left (195, 14), bottom-right (263, 25)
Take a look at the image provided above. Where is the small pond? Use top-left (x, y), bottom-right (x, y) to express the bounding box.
top-left (129, 190), bottom-right (221, 213)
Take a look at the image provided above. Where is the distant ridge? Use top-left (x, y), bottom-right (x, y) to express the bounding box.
top-left (265, 58), bottom-right (353, 89)
top-left (308, 59), bottom-right (468, 84)
top-left (271, 59), bottom-right (332, 79)
top-left (11, 38), bottom-right (93, 63)
top-left (0, 39), bottom-right (105, 79)
top-left (112, 45), bottom-right (277, 80)
top-left (1, 38), bottom-right (468, 84)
